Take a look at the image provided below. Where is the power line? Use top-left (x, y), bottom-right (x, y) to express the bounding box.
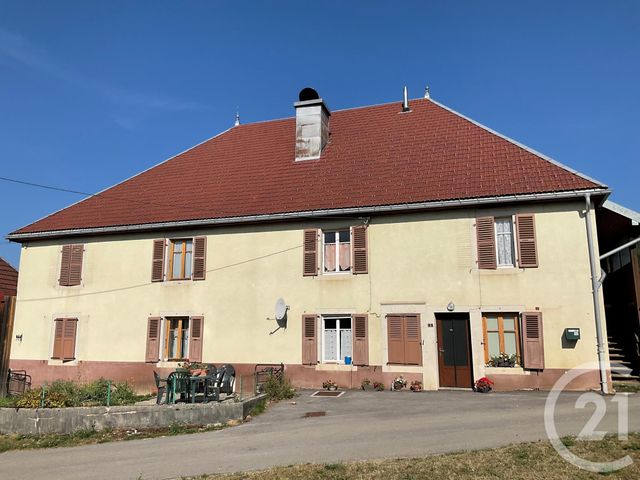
top-left (0, 175), bottom-right (220, 217)
top-left (0, 174), bottom-right (367, 223)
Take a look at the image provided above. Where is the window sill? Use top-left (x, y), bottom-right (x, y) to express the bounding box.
top-left (157, 360), bottom-right (187, 368)
top-left (478, 268), bottom-right (524, 276)
top-left (48, 359), bottom-right (78, 366)
top-left (485, 366), bottom-right (526, 375)
top-left (319, 272), bottom-right (354, 280)
top-left (316, 364), bottom-right (357, 372)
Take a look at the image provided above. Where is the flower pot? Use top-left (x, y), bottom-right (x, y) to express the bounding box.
top-left (327, 385), bottom-right (338, 391)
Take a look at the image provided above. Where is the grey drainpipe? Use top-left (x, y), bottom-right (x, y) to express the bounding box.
top-left (584, 193), bottom-right (610, 394)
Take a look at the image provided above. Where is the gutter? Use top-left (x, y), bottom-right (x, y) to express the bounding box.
top-left (583, 193), bottom-right (610, 394)
top-left (7, 188), bottom-right (609, 242)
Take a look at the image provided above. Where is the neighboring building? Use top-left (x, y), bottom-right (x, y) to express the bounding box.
top-left (7, 89), bottom-right (613, 392)
top-left (597, 201), bottom-right (640, 381)
top-left (0, 257), bottom-right (18, 298)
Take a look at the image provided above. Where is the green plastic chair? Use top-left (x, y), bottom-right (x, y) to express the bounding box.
top-left (166, 371), bottom-right (191, 404)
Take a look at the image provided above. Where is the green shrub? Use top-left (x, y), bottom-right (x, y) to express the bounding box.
top-left (263, 373), bottom-right (295, 401)
top-left (13, 379), bottom-right (139, 408)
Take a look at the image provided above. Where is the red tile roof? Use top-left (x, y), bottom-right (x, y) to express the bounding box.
top-left (11, 98), bottom-right (605, 237)
top-left (0, 257), bottom-right (18, 297)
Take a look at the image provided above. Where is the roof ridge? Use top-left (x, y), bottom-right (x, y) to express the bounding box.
top-left (427, 98), bottom-right (607, 188)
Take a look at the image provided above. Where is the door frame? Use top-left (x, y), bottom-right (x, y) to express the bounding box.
top-left (435, 312), bottom-right (474, 389)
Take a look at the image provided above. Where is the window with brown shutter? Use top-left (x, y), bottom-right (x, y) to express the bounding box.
top-left (192, 237), bottom-right (207, 280)
top-left (351, 225), bottom-right (368, 274)
top-left (476, 217), bottom-right (497, 269)
top-left (482, 313), bottom-right (521, 364)
top-left (352, 314), bottom-right (369, 365)
top-left (151, 239), bottom-right (166, 282)
top-left (303, 229), bottom-right (318, 276)
top-left (59, 244), bottom-right (84, 286)
top-left (302, 314), bottom-right (318, 364)
top-left (145, 317), bottom-right (161, 363)
top-left (387, 314), bottom-right (422, 365)
top-left (163, 317), bottom-right (190, 361)
top-left (516, 214), bottom-right (538, 268)
top-left (189, 316), bottom-right (204, 362)
top-left (522, 312), bottom-right (544, 369)
top-left (52, 318), bottom-right (78, 361)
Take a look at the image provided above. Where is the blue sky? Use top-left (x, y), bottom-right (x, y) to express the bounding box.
top-left (0, 1), bottom-right (638, 268)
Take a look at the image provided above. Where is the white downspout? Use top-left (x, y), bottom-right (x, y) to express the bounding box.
top-left (584, 193), bottom-right (609, 394)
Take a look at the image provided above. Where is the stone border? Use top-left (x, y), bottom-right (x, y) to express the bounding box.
top-left (0, 394), bottom-right (266, 435)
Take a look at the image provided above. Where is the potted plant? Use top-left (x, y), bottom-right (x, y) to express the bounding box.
top-left (322, 380), bottom-right (338, 391)
top-left (373, 381), bottom-right (385, 391)
top-left (488, 353), bottom-right (518, 368)
top-left (179, 361), bottom-right (207, 376)
top-left (361, 379), bottom-right (374, 391)
top-left (410, 380), bottom-right (423, 392)
top-left (391, 375), bottom-right (407, 391)
top-left (474, 377), bottom-right (494, 393)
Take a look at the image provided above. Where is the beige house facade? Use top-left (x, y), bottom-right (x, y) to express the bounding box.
top-left (8, 90), bottom-right (612, 392)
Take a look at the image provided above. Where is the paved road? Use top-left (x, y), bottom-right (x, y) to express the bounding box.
top-left (1, 390), bottom-right (639, 479)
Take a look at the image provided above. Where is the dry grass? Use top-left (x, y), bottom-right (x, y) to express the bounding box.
top-left (195, 433), bottom-right (640, 480)
top-left (0, 422), bottom-right (231, 453)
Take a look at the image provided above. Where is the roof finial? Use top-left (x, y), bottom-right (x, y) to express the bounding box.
top-left (234, 109), bottom-right (240, 127)
top-left (424, 86), bottom-right (430, 99)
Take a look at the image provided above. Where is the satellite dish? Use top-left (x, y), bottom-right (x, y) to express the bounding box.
top-left (275, 298), bottom-right (288, 321)
top-left (269, 298), bottom-right (289, 335)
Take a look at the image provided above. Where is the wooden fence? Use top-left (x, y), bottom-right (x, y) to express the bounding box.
top-left (0, 296), bottom-right (17, 397)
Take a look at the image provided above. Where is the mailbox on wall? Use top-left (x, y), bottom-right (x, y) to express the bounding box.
top-left (564, 328), bottom-right (581, 341)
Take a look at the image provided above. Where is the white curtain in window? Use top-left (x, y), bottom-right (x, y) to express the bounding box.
top-left (340, 329), bottom-right (352, 361)
top-left (495, 218), bottom-right (514, 266)
top-left (324, 243), bottom-right (336, 272)
top-left (324, 328), bottom-right (337, 361)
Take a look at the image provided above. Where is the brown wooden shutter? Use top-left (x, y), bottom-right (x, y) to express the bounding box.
top-left (476, 216), bottom-right (497, 269)
top-left (61, 319), bottom-right (78, 360)
top-left (302, 314), bottom-right (317, 364)
top-left (59, 245), bottom-right (72, 286)
top-left (516, 214), bottom-right (538, 268)
top-left (145, 317), bottom-right (161, 363)
top-left (303, 229), bottom-right (318, 276)
top-left (387, 315), bottom-right (405, 364)
top-left (404, 315), bottom-right (422, 365)
top-left (522, 312), bottom-right (544, 369)
top-left (151, 239), bottom-right (166, 282)
top-left (351, 225), bottom-right (368, 274)
top-left (352, 314), bottom-right (369, 365)
top-left (68, 244), bottom-right (84, 286)
top-left (189, 316), bottom-right (204, 362)
top-left (52, 319), bottom-right (64, 359)
top-left (192, 237), bottom-right (207, 280)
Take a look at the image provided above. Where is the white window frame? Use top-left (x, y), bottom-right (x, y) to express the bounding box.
top-left (321, 315), bottom-right (353, 364)
top-left (322, 229), bottom-right (352, 275)
top-left (494, 216), bottom-right (516, 268)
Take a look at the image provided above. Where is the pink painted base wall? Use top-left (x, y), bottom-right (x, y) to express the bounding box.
top-left (10, 360), bottom-right (605, 393)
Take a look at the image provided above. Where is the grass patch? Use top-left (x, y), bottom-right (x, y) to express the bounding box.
top-left (198, 433), bottom-right (640, 479)
top-left (249, 399), bottom-right (267, 417)
top-left (0, 421), bottom-right (236, 453)
top-left (614, 382), bottom-right (640, 393)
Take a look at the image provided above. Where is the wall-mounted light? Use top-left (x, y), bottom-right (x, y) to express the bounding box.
top-left (447, 302), bottom-right (455, 312)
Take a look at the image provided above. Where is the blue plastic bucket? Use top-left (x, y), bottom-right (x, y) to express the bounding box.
top-left (344, 356), bottom-right (352, 365)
